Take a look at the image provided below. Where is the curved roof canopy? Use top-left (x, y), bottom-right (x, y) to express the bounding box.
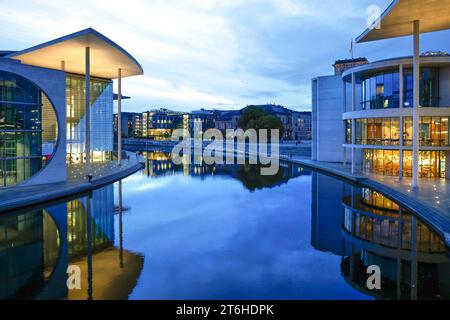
top-left (6, 28), bottom-right (143, 79)
top-left (356, 0), bottom-right (450, 43)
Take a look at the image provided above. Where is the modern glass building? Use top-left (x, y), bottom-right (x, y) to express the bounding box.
top-left (341, 54), bottom-right (450, 179)
top-left (312, 0), bottom-right (450, 181)
top-left (0, 28), bottom-right (143, 188)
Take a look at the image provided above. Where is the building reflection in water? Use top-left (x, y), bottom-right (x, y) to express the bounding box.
top-left (140, 150), bottom-right (311, 191)
top-left (0, 183), bottom-right (144, 300)
top-left (312, 172), bottom-right (450, 300)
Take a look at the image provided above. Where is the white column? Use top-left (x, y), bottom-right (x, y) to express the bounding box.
top-left (412, 21), bottom-right (420, 188)
top-left (399, 64), bottom-right (404, 178)
top-left (118, 180), bottom-right (124, 268)
top-left (118, 68), bottom-right (122, 166)
top-left (343, 80), bottom-right (347, 165)
top-left (85, 47), bottom-right (91, 178)
top-left (351, 73), bottom-right (356, 174)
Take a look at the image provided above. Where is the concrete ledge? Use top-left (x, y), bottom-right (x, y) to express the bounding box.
top-left (0, 162), bottom-right (144, 214)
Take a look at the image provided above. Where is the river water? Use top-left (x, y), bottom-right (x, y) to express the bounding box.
top-left (1, 151), bottom-right (449, 300)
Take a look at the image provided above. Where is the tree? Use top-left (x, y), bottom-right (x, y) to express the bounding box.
top-left (238, 106), bottom-right (284, 137)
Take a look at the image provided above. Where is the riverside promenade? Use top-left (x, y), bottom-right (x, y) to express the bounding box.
top-left (0, 155), bottom-right (144, 213)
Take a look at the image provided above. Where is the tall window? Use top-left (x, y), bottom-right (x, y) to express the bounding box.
top-left (403, 150), bottom-right (446, 178)
top-left (0, 71), bottom-right (58, 187)
top-left (363, 149), bottom-right (400, 176)
top-left (403, 116), bottom-right (449, 146)
top-left (362, 72), bottom-right (400, 109)
top-left (354, 117), bottom-right (400, 146)
top-left (345, 120), bottom-right (352, 144)
top-left (66, 75), bottom-right (113, 164)
top-left (361, 68), bottom-right (440, 109)
top-left (404, 68), bottom-right (440, 107)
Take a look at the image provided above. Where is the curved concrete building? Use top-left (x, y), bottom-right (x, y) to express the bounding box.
top-left (0, 28), bottom-right (143, 188)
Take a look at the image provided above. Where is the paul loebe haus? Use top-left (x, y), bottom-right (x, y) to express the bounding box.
top-left (343, 53), bottom-right (450, 179)
top-left (0, 28), bottom-right (143, 188)
top-left (313, 0), bottom-right (450, 182)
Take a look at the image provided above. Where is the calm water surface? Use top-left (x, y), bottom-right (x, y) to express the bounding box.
top-left (1, 151), bottom-right (449, 300)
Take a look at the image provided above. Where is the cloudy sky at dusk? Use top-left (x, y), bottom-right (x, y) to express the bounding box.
top-left (0, 0), bottom-right (449, 113)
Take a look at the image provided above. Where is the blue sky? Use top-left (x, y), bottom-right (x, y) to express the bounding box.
top-left (0, 0), bottom-right (449, 112)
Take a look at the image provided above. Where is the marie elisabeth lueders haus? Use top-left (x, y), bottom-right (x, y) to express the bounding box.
top-left (0, 28), bottom-right (143, 188)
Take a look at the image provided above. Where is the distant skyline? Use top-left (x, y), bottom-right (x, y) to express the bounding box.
top-left (1, 0), bottom-right (449, 113)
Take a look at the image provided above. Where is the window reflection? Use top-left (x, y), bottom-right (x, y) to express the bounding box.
top-left (0, 71), bottom-right (58, 187)
top-left (66, 75), bottom-right (113, 165)
top-left (403, 116), bottom-right (449, 146)
top-left (361, 68), bottom-right (440, 109)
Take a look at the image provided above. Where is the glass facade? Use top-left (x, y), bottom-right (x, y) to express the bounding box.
top-left (403, 116), bottom-right (449, 146)
top-left (363, 149), bottom-right (400, 176)
top-left (0, 71), bottom-right (58, 187)
top-left (66, 74), bottom-right (113, 164)
top-left (361, 68), bottom-right (440, 109)
top-left (345, 120), bottom-right (352, 144)
top-left (363, 149), bottom-right (446, 178)
top-left (355, 117), bottom-right (400, 146)
top-left (402, 150), bottom-right (446, 178)
top-left (350, 117), bottom-right (449, 147)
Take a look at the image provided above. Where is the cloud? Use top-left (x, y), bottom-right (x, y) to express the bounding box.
top-left (0, 0), bottom-right (449, 112)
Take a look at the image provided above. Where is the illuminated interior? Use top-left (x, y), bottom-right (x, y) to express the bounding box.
top-left (66, 74), bottom-right (113, 165)
top-left (363, 149), bottom-right (446, 178)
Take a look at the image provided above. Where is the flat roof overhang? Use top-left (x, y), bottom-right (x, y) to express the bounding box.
top-left (6, 28), bottom-right (143, 79)
top-left (356, 0), bottom-right (450, 43)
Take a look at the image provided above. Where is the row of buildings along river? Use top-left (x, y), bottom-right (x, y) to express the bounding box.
top-left (114, 105), bottom-right (312, 142)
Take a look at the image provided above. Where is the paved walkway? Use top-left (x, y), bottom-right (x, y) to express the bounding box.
top-left (0, 157), bottom-right (144, 213)
top-left (289, 157), bottom-right (450, 246)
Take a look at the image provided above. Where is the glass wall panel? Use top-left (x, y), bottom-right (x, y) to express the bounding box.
top-left (363, 149), bottom-right (400, 176)
top-left (403, 116), bottom-right (450, 146)
top-left (403, 150), bottom-right (446, 178)
top-left (403, 68), bottom-right (440, 107)
top-left (0, 71), bottom-right (58, 187)
top-left (66, 75), bottom-right (113, 165)
top-left (362, 68), bottom-right (440, 109)
top-left (365, 149), bottom-right (446, 178)
top-left (345, 120), bottom-right (352, 144)
top-left (354, 118), bottom-right (400, 146)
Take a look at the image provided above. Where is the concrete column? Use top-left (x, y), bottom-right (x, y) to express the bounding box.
top-left (399, 64), bottom-right (404, 109)
top-left (343, 79), bottom-right (347, 165)
top-left (118, 180), bottom-right (124, 268)
top-left (410, 216), bottom-right (418, 300)
top-left (352, 73), bottom-right (356, 112)
top-left (399, 63), bottom-right (404, 179)
top-left (85, 47), bottom-right (91, 177)
top-left (351, 122), bottom-right (356, 174)
top-left (399, 116), bottom-right (404, 179)
top-left (118, 68), bottom-right (122, 166)
top-left (86, 195), bottom-right (93, 300)
top-left (343, 147), bottom-right (347, 166)
top-left (446, 150), bottom-right (450, 179)
top-left (351, 73), bottom-right (356, 174)
top-left (412, 21), bottom-right (420, 188)
top-left (396, 207), bottom-right (403, 300)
